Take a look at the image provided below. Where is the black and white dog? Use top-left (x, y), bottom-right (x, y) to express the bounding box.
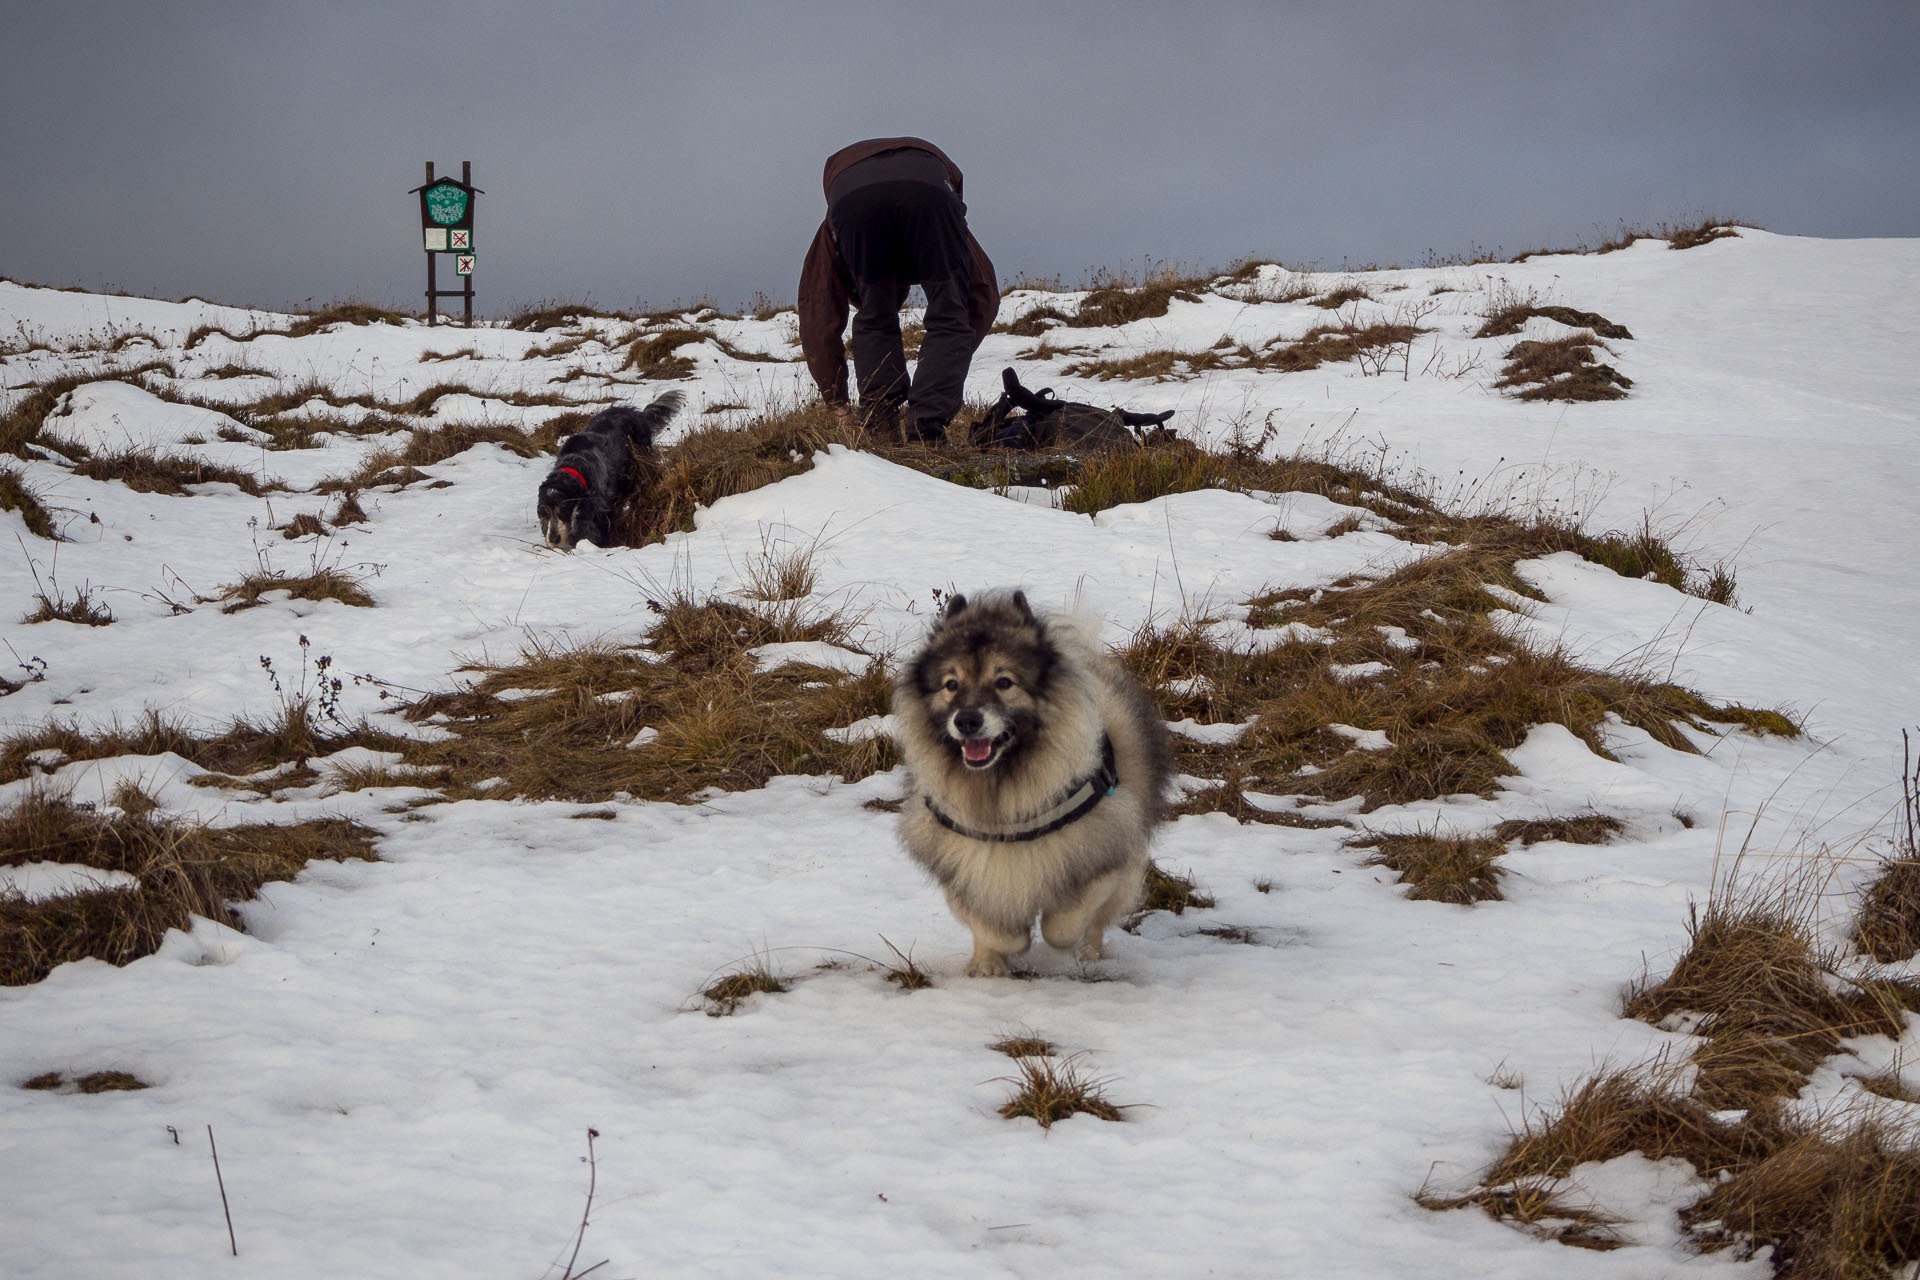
top-left (537, 392), bottom-right (683, 550)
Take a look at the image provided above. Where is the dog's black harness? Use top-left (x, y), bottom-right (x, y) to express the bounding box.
top-left (924, 735), bottom-right (1119, 843)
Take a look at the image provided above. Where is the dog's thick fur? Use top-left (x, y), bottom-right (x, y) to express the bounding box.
top-left (894, 590), bottom-right (1173, 976)
top-left (537, 391), bottom-right (683, 550)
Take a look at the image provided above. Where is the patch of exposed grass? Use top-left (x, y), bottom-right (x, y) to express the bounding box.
top-left (624, 326), bottom-right (707, 378)
top-left (1355, 830), bottom-right (1507, 903)
top-left (1, 466), bottom-right (58, 538)
top-left (993, 304), bottom-right (1073, 336)
top-left (702, 955), bottom-right (788, 1015)
top-left (989, 1033), bottom-right (1057, 1058)
top-left (22, 579), bottom-right (113, 626)
top-left (879, 937), bottom-right (933, 990)
top-left (1493, 814), bottom-right (1625, 846)
top-left (19, 1070), bottom-right (150, 1093)
top-left (1130, 861), bottom-right (1215, 923)
top-left (286, 300), bottom-right (408, 337)
top-left (1310, 284), bottom-right (1372, 309)
top-left (997, 1054), bottom-right (1125, 1128)
top-left (1855, 735), bottom-right (1920, 963)
top-left (73, 450), bottom-right (272, 496)
top-left (1064, 268), bottom-right (1205, 328)
top-left (278, 512), bottom-right (328, 540)
top-left (505, 301), bottom-right (626, 332)
top-left (1475, 301), bottom-right (1632, 341)
top-left (1625, 904), bottom-right (1909, 1110)
top-left (1495, 335), bottom-right (1633, 402)
top-left (0, 792), bottom-right (378, 985)
top-left (397, 591), bottom-right (891, 804)
top-left (1663, 220), bottom-right (1741, 251)
top-left (219, 567), bottom-right (374, 611)
top-left (628, 402), bottom-right (863, 546)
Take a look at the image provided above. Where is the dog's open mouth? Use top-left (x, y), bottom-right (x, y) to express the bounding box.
top-left (960, 730), bottom-right (1014, 769)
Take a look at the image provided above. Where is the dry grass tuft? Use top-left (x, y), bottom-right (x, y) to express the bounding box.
top-left (22, 578), bottom-right (113, 626)
top-left (1625, 904), bottom-right (1909, 1110)
top-left (1, 466), bottom-right (58, 539)
top-left (0, 792), bottom-right (378, 985)
top-left (1494, 335), bottom-right (1633, 402)
top-left (624, 327), bottom-right (707, 379)
top-left (220, 567), bottom-right (374, 611)
top-left (1132, 862), bottom-right (1216, 921)
top-left (74, 450), bottom-right (272, 496)
top-left (1356, 830), bottom-right (1507, 903)
top-left (627, 402), bottom-right (862, 546)
top-left (879, 937), bottom-right (933, 990)
top-left (989, 1033), bottom-right (1057, 1058)
top-left (1663, 220), bottom-right (1741, 251)
top-left (1475, 303), bottom-right (1632, 342)
top-left (997, 1054), bottom-right (1126, 1128)
top-left (397, 589), bottom-right (891, 804)
top-left (1065, 269), bottom-right (1204, 328)
top-left (1682, 1116), bottom-right (1920, 1279)
top-left (1855, 736), bottom-right (1920, 963)
top-left (1494, 814), bottom-right (1625, 846)
top-left (287, 300), bottom-right (407, 336)
top-left (702, 956), bottom-right (788, 1015)
top-left (20, 1070), bottom-right (150, 1093)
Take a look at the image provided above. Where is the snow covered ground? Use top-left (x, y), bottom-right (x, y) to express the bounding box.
top-left (2, 230), bottom-right (1916, 1278)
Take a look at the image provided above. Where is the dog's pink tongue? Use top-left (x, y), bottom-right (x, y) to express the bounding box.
top-left (963, 737), bottom-right (993, 764)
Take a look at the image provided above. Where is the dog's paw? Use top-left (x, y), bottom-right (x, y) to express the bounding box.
top-left (965, 949), bottom-right (1012, 978)
top-left (1078, 934), bottom-right (1105, 963)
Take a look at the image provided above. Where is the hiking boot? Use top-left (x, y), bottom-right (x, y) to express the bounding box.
top-left (858, 399), bottom-right (905, 440)
top-left (909, 417), bottom-right (951, 448)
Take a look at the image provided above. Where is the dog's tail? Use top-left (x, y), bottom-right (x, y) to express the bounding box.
top-left (626, 391), bottom-right (685, 451)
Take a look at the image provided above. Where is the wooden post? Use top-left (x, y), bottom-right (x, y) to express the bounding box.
top-left (424, 161), bottom-right (438, 327)
top-left (460, 161), bottom-right (473, 328)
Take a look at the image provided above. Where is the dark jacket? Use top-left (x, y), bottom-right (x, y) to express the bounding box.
top-left (798, 137), bottom-right (999, 404)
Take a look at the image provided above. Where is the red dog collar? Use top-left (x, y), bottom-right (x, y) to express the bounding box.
top-left (554, 466), bottom-right (589, 488)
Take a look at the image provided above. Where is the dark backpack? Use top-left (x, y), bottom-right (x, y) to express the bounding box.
top-left (970, 367), bottom-right (1175, 451)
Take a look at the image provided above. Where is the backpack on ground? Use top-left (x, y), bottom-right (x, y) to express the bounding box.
top-left (969, 368), bottom-right (1175, 451)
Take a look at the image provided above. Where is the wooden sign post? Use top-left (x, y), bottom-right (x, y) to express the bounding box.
top-left (410, 161), bottom-right (482, 327)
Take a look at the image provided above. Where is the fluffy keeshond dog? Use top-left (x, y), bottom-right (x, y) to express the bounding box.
top-left (894, 590), bottom-right (1173, 976)
top-left (536, 391), bottom-right (683, 550)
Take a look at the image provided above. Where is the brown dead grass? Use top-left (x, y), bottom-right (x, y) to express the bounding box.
top-left (0, 792), bottom-right (378, 985)
top-left (1494, 814), bottom-right (1625, 846)
top-left (1356, 831), bottom-right (1508, 903)
top-left (1495, 336), bottom-right (1633, 402)
top-left (1625, 905), bottom-right (1909, 1110)
top-left (74, 450), bottom-right (273, 496)
top-left (1, 466), bottom-right (58, 539)
top-left (1065, 271), bottom-right (1204, 328)
top-left (1854, 740), bottom-right (1920, 963)
top-left (219, 567), bottom-right (374, 611)
top-left (395, 591), bottom-right (891, 804)
top-left (1475, 304), bottom-right (1632, 341)
top-left (997, 1054), bottom-right (1126, 1128)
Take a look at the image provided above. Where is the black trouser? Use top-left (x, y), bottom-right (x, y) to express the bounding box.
top-left (829, 169), bottom-right (976, 439)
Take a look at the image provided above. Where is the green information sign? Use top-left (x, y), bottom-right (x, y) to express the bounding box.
top-left (423, 181), bottom-right (470, 227)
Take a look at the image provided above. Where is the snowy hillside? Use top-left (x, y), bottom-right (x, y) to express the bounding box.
top-left (2, 229), bottom-right (1918, 1279)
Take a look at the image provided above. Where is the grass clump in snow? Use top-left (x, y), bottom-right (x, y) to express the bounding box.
top-left (1354, 830), bottom-right (1508, 904)
top-left (0, 467), bottom-right (58, 539)
top-left (623, 326), bottom-right (707, 379)
top-left (701, 955), bottom-right (789, 1015)
top-left (219, 566), bottom-right (375, 612)
top-left (73, 450), bottom-right (273, 497)
top-left (989, 1032), bottom-right (1057, 1058)
top-left (0, 790), bottom-right (378, 986)
top-left (879, 937), bottom-right (934, 991)
top-left (285, 300), bottom-right (407, 337)
top-left (1854, 735), bottom-right (1920, 963)
top-left (398, 588), bottom-right (891, 804)
top-left (1624, 903), bottom-right (1910, 1111)
top-left (1126, 862), bottom-right (1216, 928)
top-left (997, 1054), bottom-right (1126, 1128)
top-left (1494, 334), bottom-right (1633, 402)
top-left (20, 1070), bottom-right (149, 1093)
top-left (1492, 814), bottom-right (1624, 846)
top-left (1063, 266), bottom-right (1205, 328)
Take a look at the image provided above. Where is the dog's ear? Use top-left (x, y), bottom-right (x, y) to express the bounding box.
top-left (942, 592), bottom-right (968, 620)
top-left (1011, 589), bottom-right (1036, 622)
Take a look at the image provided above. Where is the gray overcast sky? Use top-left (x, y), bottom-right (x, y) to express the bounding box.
top-left (3, 1), bottom-right (1916, 316)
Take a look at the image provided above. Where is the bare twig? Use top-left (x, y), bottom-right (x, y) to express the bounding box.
top-left (559, 1127), bottom-right (604, 1280)
top-left (207, 1125), bottom-right (237, 1257)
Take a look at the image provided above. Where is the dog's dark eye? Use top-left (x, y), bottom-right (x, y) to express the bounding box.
top-left (942, 677), bottom-right (958, 693)
top-left (994, 676), bottom-right (1014, 691)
